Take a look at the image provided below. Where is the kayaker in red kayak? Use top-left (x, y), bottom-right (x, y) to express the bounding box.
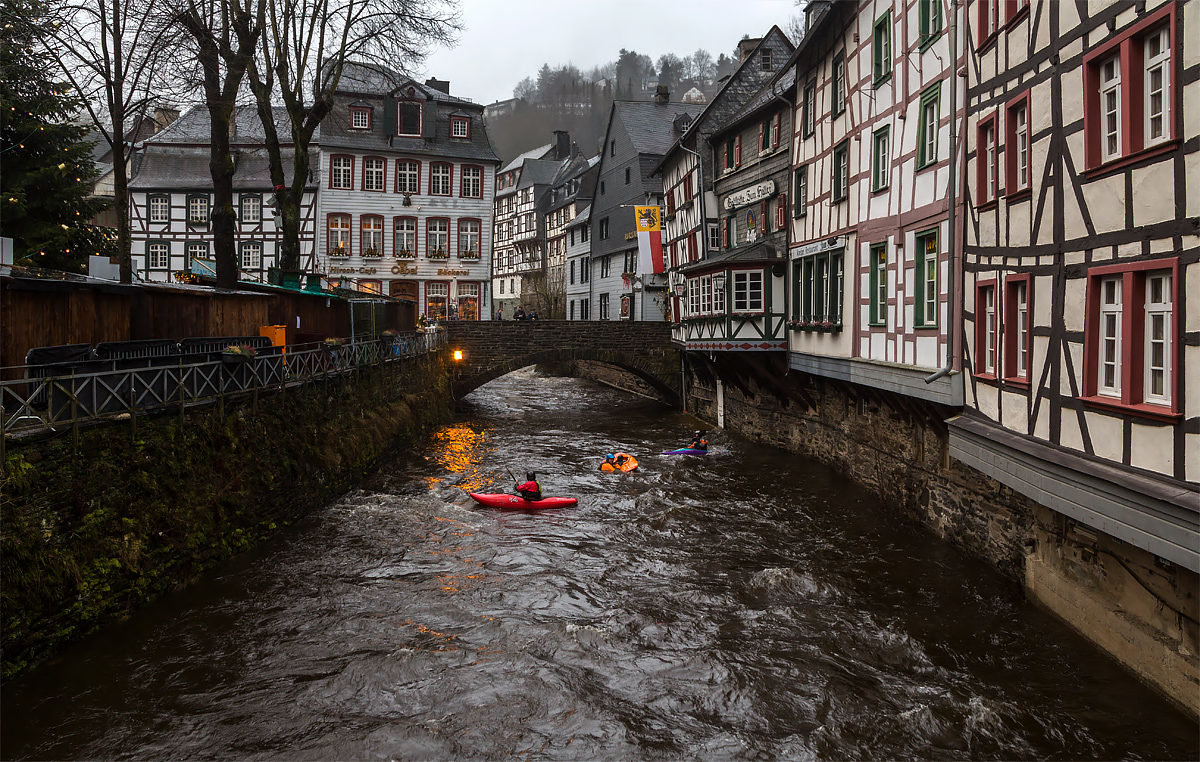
top-left (515, 472), bottom-right (543, 501)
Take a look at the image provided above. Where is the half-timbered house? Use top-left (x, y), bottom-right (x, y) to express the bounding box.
top-left (128, 106), bottom-right (317, 283)
top-left (317, 66), bottom-right (499, 320)
top-left (544, 150), bottom-right (598, 319)
top-left (954, 0), bottom-right (1197, 709)
top-left (786, 0), bottom-right (965, 405)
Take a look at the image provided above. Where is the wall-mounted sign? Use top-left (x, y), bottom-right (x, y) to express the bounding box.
top-left (722, 179), bottom-right (776, 211)
top-left (437, 268), bottom-right (470, 276)
top-left (624, 231), bottom-right (638, 241)
top-left (329, 265), bottom-right (378, 275)
top-left (391, 263), bottom-right (418, 275)
top-left (791, 235), bottom-right (845, 259)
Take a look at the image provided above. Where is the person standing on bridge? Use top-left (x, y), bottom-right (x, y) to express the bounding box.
top-left (513, 305), bottom-right (526, 321)
top-left (515, 472), bottom-right (542, 501)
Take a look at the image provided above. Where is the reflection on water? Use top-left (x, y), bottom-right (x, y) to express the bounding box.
top-left (2, 369), bottom-right (1196, 761)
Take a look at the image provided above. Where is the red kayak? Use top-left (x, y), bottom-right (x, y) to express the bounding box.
top-left (469, 492), bottom-right (578, 510)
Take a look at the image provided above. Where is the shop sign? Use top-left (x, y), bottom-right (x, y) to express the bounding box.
top-left (722, 179), bottom-right (776, 211)
top-left (329, 265), bottom-right (378, 274)
top-left (437, 268), bottom-right (470, 276)
top-left (791, 236), bottom-right (845, 259)
top-left (390, 263), bottom-right (418, 275)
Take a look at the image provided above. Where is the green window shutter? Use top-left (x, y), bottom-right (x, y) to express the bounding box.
top-left (382, 100), bottom-right (395, 136)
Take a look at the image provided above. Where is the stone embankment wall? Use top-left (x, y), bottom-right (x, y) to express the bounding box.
top-left (1, 353), bottom-right (454, 678)
top-left (685, 355), bottom-right (1198, 717)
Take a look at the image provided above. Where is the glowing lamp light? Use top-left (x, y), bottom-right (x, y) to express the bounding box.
top-left (453, 349), bottom-right (464, 361)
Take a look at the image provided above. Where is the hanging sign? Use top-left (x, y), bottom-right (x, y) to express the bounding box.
top-left (722, 179), bottom-right (777, 211)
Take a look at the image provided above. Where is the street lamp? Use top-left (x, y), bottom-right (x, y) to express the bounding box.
top-left (673, 281), bottom-right (686, 297)
top-left (711, 272), bottom-right (726, 293)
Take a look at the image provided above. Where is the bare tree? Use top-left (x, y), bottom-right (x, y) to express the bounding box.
top-left (246, 0), bottom-right (459, 277)
top-left (173, 0), bottom-right (263, 288)
top-left (42, 0), bottom-right (181, 282)
top-left (691, 49), bottom-right (714, 89)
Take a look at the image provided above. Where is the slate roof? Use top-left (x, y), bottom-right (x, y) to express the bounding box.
top-left (515, 158), bottom-right (562, 189)
top-left (679, 239), bottom-right (784, 273)
top-left (129, 145), bottom-right (316, 190)
top-left (500, 143), bottom-right (554, 173)
top-left (567, 203), bottom-right (591, 227)
top-left (614, 100), bottom-right (706, 156)
top-left (723, 67), bottom-right (797, 132)
top-left (144, 105), bottom-right (298, 146)
top-left (336, 61), bottom-right (477, 106)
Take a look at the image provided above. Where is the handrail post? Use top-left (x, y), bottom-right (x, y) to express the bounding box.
top-left (178, 358), bottom-right (185, 428)
top-left (128, 382), bottom-right (137, 441)
top-left (71, 369), bottom-right (79, 454)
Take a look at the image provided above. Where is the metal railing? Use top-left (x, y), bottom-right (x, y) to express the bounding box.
top-left (1, 330), bottom-right (447, 447)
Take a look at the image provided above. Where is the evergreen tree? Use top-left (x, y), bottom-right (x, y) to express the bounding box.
top-left (0, 0), bottom-right (110, 272)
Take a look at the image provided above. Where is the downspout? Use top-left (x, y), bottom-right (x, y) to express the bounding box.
top-left (926, 0), bottom-right (958, 385)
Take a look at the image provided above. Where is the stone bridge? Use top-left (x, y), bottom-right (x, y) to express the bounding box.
top-left (441, 321), bottom-right (680, 403)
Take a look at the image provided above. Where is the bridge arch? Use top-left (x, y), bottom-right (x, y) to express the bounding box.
top-left (441, 321), bottom-right (680, 405)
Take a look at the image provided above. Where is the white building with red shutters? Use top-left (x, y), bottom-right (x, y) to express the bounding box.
top-left (316, 65), bottom-right (499, 320)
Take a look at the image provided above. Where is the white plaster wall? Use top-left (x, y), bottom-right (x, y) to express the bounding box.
top-left (1130, 423), bottom-right (1174, 477)
top-left (1132, 162), bottom-right (1176, 228)
top-left (1086, 411), bottom-right (1124, 464)
top-left (1000, 389), bottom-right (1029, 433)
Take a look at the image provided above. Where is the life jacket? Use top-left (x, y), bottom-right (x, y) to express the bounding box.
top-left (517, 479), bottom-right (542, 499)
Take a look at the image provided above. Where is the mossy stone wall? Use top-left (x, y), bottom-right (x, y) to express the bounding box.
top-left (1, 353), bottom-right (453, 677)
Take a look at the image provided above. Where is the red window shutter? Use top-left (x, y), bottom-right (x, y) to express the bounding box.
top-left (722, 145), bottom-right (728, 169)
top-left (666, 191), bottom-right (675, 215)
top-left (690, 231), bottom-right (698, 260)
top-left (777, 194), bottom-right (787, 229)
top-left (772, 114), bottom-right (781, 147)
top-left (734, 136), bottom-right (742, 167)
top-left (721, 218), bottom-right (729, 247)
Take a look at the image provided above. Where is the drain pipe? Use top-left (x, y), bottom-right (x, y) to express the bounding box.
top-left (926, 0), bottom-right (959, 386)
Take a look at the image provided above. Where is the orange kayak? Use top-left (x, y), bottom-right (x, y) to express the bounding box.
top-left (599, 453), bottom-right (639, 472)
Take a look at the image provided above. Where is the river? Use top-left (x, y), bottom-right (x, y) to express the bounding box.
top-left (3, 369), bottom-right (1196, 760)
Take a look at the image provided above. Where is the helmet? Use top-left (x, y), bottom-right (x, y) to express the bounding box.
top-left (526, 471), bottom-right (536, 481)
top-left (607, 453), bottom-right (615, 460)
top-left (694, 431), bottom-right (702, 437)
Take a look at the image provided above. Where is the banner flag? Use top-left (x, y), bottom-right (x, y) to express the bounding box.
top-left (634, 205), bottom-right (664, 275)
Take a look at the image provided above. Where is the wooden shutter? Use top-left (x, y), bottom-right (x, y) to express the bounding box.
top-left (721, 218), bottom-right (729, 248)
top-left (757, 123), bottom-right (764, 151)
top-left (772, 114), bottom-right (781, 147)
top-left (666, 190), bottom-right (675, 215)
top-left (777, 194), bottom-right (787, 230)
top-left (422, 101), bottom-right (436, 138)
top-left (734, 136), bottom-right (742, 167)
top-left (382, 99), bottom-right (396, 136)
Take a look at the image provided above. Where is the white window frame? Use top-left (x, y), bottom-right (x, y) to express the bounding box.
top-left (461, 166), bottom-right (482, 198)
top-left (187, 196), bottom-right (209, 225)
top-left (362, 216), bottom-right (383, 256)
top-left (331, 156), bottom-right (353, 190)
top-left (240, 195), bottom-right (262, 224)
top-left (1144, 272), bottom-right (1172, 404)
top-left (983, 122), bottom-right (997, 201)
top-left (1015, 281), bottom-right (1029, 376)
top-left (363, 158), bottom-right (385, 192)
top-left (147, 242), bottom-right (169, 269)
top-left (396, 161), bottom-right (420, 194)
top-left (186, 241), bottom-right (207, 265)
top-left (351, 108), bottom-right (370, 129)
top-left (240, 240), bottom-right (262, 269)
top-left (1014, 104), bottom-right (1029, 191)
top-left (1100, 56), bottom-right (1122, 162)
top-left (430, 163), bottom-right (451, 196)
top-left (1099, 276), bottom-right (1122, 396)
top-left (1144, 26), bottom-right (1170, 146)
top-left (451, 117), bottom-right (470, 138)
top-left (983, 286), bottom-right (996, 374)
top-left (732, 271), bottom-right (764, 313)
top-left (459, 219), bottom-right (481, 257)
top-left (148, 195), bottom-right (170, 223)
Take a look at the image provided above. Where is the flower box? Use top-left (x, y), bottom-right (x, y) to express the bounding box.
top-left (395, 249), bottom-right (416, 260)
top-left (329, 247), bottom-right (349, 258)
top-left (428, 248), bottom-right (449, 260)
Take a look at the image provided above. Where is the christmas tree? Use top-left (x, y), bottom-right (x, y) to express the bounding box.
top-left (0, 0), bottom-right (112, 272)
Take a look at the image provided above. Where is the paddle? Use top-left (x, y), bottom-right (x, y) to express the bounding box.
top-left (505, 467), bottom-right (518, 493)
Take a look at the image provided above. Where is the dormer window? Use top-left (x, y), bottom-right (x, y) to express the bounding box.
top-left (398, 101), bottom-right (422, 136)
top-left (761, 49), bottom-right (774, 71)
top-left (350, 106), bottom-right (371, 130)
top-left (451, 116), bottom-right (470, 138)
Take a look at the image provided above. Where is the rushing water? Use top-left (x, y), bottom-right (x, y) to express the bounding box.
top-left (3, 369), bottom-right (1196, 760)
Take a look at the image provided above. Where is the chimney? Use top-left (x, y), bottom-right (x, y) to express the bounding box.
top-left (553, 130), bottom-right (571, 160)
top-left (654, 85), bottom-right (669, 105)
top-left (805, 0), bottom-right (832, 34)
top-left (737, 37), bottom-right (762, 63)
top-left (425, 77), bottom-right (450, 94)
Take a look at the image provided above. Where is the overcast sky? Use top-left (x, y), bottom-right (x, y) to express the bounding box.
top-left (416, 0), bottom-right (800, 106)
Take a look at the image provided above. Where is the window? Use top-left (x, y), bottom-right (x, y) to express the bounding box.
top-left (461, 165), bottom-right (482, 198)
top-left (919, 0), bottom-right (942, 47)
top-left (917, 83), bottom-right (940, 168)
top-left (600, 256), bottom-right (610, 278)
top-left (1004, 275), bottom-right (1031, 381)
top-left (426, 218), bottom-right (448, 257)
top-left (458, 219), bottom-right (481, 258)
top-left (871, 127), bottom-right (890, 191)
top-left (396, 160), bottom-right (420, 194)
top-left (1006, 94), bottom-right (1030, 194)
top-left (330, 155), bottom-right (353, 190)
top-left (802, 81), bottom-right (815, 137)
top-left (625, 167), bottom-right (631, 184)
top-left (394, 217), bottom-right (416, 257)
top-left (1145, 26), bottom-right (1170, 146)
top-left (581, 225), bottom-right (589, 242)
top-left (581, 256), bottom-right (589, 282)
top-left (732, 271), bottom-right (764, 312)
top-left (610, 140), bottom-right (615, 157)
top-left (1084, 262), bottom-right (1177, 412)
top-left (451, 116), bottom-right (470, 138)
top-left (186, 241), bottom-right (207, 265)
top-left (793, 165), bottom-right (807, 218)
top-left (148, 194), bottom-right (170, 223)
top-left (915, 229), bottom-right (939, 327)
top-left (599, 292), bottom-right (610, 320)
top-left (977, 114), bottom-right (998, 204)
top-left (458, 283), bottom-right (480, 320)
top-left (147, 242), bottom-right (169, 269)
top-left (328, 213), bottom-right (351, 255)
top-left (426, 281), bottom-right (448, 318)
top-left (978, 0), bottom-right (997, 46)
top-left (599, 218), bottom-right (609, 240)
top-left (707, 222), bottom-right (720, 252)
top-left (976, 282), bottom-right (998, 376)
top-left (240, 241), bottom-right (262, 269)
top-left (430, 162), bottom-right (452, 196)
top-left (832, 141), bottom-right (849, 202)
top-left (794, 251), bottom-right (843, 325)
top-left (770, 113), bottom-right (781, 148)
top-left (599, 180), bottom-right (605, 195)
top-left (398, 101), bottom-right (422, 136)
top-left (350, 107), bottom-right (371, 129)
top-left (874, 11), bottom-right (892, 84)
top-left (361, 215), bottom-right (383, 257)
top-left (869, 243), bottom-right (887, 326)
top-left (776, 193), bottom-right (787, 231)
top-left (569, 259), bottom-right (575, 284)
top-left (760, 119), bottom-right (770, 152)
top-left (760, 48), bottom-right (773, 72)
top-left (239, 194), bottom-right (262, 224)
top-left (187, 195), bottom-right (209, 225)
top-left (1084, 8), bottom-right (1175, 170)
top-left (723, 137), bottom-right (734, 171)
top-left (358, 280), bottom-right (382, 295)
top-left (831, 52), bottom-right (846, 116)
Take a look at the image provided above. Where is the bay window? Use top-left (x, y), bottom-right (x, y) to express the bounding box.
top-left (795, 250), bottom-right (843, 325)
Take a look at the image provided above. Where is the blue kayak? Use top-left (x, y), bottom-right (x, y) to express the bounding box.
top-left (661, 447), bottom-right (708, 455)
